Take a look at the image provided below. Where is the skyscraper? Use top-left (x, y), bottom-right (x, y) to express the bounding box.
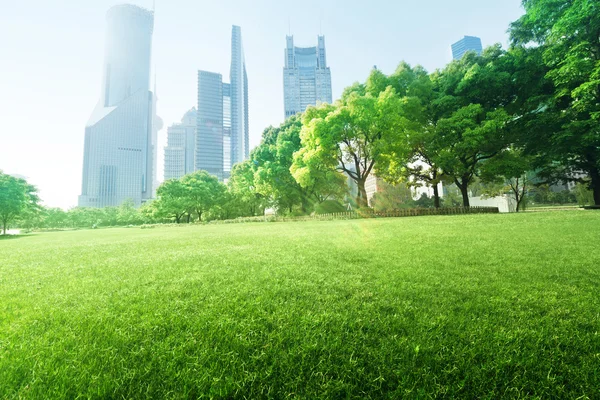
top-left (196, 25), bottom-right (248, 180)
top-left (283, 35), bottom-right (332, 119)
top-left (164, 108), bottom-right (197, 181)
top-left (451, 36), bottom-right (483, 60)
top-left (196, 71), bottom-right (224, 180)
top-left (230, 25), bottom-right (250, 165)
top-left (79, 4), bottom-right (158, 208)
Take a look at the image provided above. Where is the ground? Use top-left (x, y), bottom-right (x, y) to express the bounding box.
top-left (0, 212), bottom-right (599, 398)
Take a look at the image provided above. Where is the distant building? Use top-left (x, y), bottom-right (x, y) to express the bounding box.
top-left (230, 25), bottom-right (250, 165)
top-left (164, 108), bottom-right (197, 181)
top-left (197, 71), bottom-right (225, 180)
top-left (283, 35), bottom-right (332, 119)
top-left (196, 26), bottom-right (248, 180)
top-left (222, 83), bottom-right (232, 178)
top-left (79, 4), bottom-right (159, 208)
top-left (451, 36), bottom-right (483, 60)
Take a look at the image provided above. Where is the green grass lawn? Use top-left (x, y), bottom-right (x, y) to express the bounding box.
top-left (1, 213), bottom-right (599, 398)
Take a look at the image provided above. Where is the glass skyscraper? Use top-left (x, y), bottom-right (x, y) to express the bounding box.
top-left (196, 71), bottom-right (225, 180)
top-left (164, 108), bottom-right (197, 181)
top-left (230, 26), bottom-right (250, 165)
top-left (79, 4), bottom-right (158, 208)
top-left (283, 35), bottom-right (332, 119)
top-left (196, 26), bottom-right (248, 180)
top-left (451, 36), bottom-right (483, 60)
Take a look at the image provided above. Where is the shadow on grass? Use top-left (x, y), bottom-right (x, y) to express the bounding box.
top-left (0, 234), bottom-right (31, 241)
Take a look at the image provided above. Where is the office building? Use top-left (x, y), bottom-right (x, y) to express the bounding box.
top-left (451, 36), bottom-right (483, 60)
top-left (79, 4), bottom-right (158, 208)
top-left (164, 108), bottom-right (197, 181)
top-left (196, 26), bottom-right (248, 180)
top-left (283, 35), bottom-right (332, 118)
top-left (197, 71), bottom-right (225, 180)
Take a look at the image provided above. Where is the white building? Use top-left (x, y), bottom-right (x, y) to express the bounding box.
top-left (79, 5), bottom-right (158, 208)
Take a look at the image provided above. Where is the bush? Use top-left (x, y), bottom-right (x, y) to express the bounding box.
top-left (314, 200), bottom-right (347, 214)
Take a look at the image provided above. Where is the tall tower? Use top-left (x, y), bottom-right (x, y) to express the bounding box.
top-left (196, 25), bottom-right (248, 180)
top-left (451, 36), bottom-right (483, 60)
top-left (79, 4), bottom-right (157, 208)
top-left (283, 35), bottom-right (332, 119)
top-left (230, 25), bottom-right (249, 165)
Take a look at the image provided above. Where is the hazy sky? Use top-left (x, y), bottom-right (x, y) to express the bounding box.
top-left (0, 0), bottom-right (524, 209)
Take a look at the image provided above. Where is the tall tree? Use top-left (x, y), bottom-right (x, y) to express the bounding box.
top-left (367, 64), bottom-right (447, 208)
top-left (430, 47), bottom-right (515, 206)
top-left (254, 116), bottom-right (346, 213)
top-left (294, 88), bottom-right (405, 208)
top-left (510, 0), bottom-right (600, 205)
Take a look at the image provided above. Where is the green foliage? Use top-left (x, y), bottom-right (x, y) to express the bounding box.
top-left (431, 47), bottom-right (516, 206)
top-left (227, 160), bottom-right (267, 217)
top-left (479, 149), bottom-right (534, 212)
top-left (294, 87), bottom-right (406, 208)
top-left (1, 213), bottom-right (599, 397)
top-left (574, 183), bottom-right (594, 206)
top-left (0, 171), bottom-right (39, 234)
top-left (510, 0), bottom-right (600, 205)
top-left (180, 171), bottom-right (227, 222)
top-left (370, 181), bottom-right (418, 212)
top-left (253, 116), bottom-right (347, 214)
top-left (313, 200), bottom-right (347, 214)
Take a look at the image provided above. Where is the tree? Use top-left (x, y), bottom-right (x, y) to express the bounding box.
top-left (0, 172), bottom-right (39, 235)
top-left (294, 87), bottom-right (405, 208)
top-left (510, 0), bottom-right (600, 205)
top-left (479, 149), bottom-right (534, 212)
top-left (370, 181), bottom-right (417, 212)
top-left (431, 47), bottom-right (515, 206)
top-left (228, 160), bottom-right (267, 217)
top-left (367, 64), bottom-right (447, 208)
top-left (153, 179), bottom-right (188, 223)
top-left (255, 116), bottom-right (347, 214)
top-left (180, 171), bottom-right (226, 222)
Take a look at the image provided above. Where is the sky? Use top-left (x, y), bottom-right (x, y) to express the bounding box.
top-left (0, 0), bottom-right (525, 209)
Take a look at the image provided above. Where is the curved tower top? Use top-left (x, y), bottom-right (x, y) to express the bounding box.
top-left (102, 4), bottom-right (154, 107)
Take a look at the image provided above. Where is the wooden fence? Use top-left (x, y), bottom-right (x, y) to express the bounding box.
top-left (214, 206), bottom-right (499, 225)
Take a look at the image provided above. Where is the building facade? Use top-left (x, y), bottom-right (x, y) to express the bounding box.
top-left (196, 26), bottom-right (248, 180)
top-left (164, 108), bottom-right (197, 181)
top-left (283, 35), bottom-right (332, 119)
top-left (79, 4), bottom-right (158, 208)
top-left (451, 36), bottom-right (483, 60)
top-left (230, 25), bottom-right (249, 165)
top-left (197, 71), bottom-right (225, 180)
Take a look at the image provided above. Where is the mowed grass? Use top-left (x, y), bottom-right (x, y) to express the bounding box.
top-left (1, 213), bottom-right (599, 399)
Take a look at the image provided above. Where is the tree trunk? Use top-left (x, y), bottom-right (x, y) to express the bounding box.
top-left (455, 179), bottom-right (470, 207)
top-left (433, 185), bottom-right (441, 209)
top-left (356, 179), bottom-right (369, 209)
top-left (2, 220), bottom-right (6, 235)
top-left (590, 166), bottom-right (600, 206)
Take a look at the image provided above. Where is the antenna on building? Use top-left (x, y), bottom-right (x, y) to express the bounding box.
top-left (288, 17), bottom-right (291, 35)
top-left (152, 0), bottom-right (156, 12)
